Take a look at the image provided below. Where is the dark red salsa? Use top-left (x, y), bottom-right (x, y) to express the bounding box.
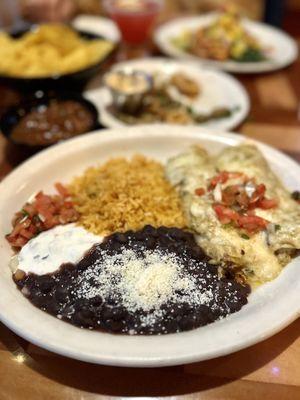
top-left (11, 100), bottom-right (95, 146)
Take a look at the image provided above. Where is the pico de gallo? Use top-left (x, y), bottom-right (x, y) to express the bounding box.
top-left (6, 183), bottom-right (79, 248)
top-left (195, 171), bottom-right (279, 235)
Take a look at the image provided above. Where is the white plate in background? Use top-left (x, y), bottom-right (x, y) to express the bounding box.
top-left (0, 125), bottom-right (299, 367)
top-left (85, 57), bottom-right (250, 131)
top-left (72, 15), bottom-right (121, 43)
top-left (154, 13), bottom-right (298, 73)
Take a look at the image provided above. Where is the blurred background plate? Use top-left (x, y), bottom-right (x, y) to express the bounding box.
top-left (154, 13), bottom-right (298, 73)
top-left (85, 57), bottom-right (250, 130)
top-left (72, 15), bottom-right (121, 43)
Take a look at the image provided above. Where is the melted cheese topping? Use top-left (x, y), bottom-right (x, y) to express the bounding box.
top-left (166, 145), bottom-right (300, 287)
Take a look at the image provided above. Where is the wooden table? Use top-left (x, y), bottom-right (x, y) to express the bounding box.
top-left (1, 14), bottom-right (300, 400)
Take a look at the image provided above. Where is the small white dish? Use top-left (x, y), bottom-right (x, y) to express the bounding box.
top-left (85, 57), bottom-right (250, 131)
top-left (154, 13), bottom-right (298, 73)
top-left (0, 125), bottom-right (299, 367)
top-left (72, 15), bottom-right (121, 43)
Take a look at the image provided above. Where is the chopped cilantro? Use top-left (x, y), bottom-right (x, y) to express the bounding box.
top-left (241, 233), bottom-right (250, 240)
top-left (223, 223), bottom-right (233, 229)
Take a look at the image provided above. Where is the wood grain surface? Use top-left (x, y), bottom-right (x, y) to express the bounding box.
top-left (0, 10), bottom-right (300, 400)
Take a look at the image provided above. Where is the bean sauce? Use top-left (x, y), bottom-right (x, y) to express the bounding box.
top-left (11, 100), bottom-right (94, 146)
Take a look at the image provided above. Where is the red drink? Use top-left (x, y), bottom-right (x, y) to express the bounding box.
top-left (105, 0), bottom-right (162, 44)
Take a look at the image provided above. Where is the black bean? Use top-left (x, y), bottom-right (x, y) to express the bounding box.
top-left (101, 306), bottom-right (115, 320)
top-left (73, 310), bottom-right (94, 327)
top-left (90, 296), bottom-right (103, 307)
top-left (157, 226), bottom-right (169, 235)
top-left (111, 307), bottom-right (126, 321)
top-left (54, 285), bottom-right (70, 303)
top-left (104, 319), bottom-right (124, 332)
top-left (144, 236), bottom-right (156, 249)
top-left (179, 316), bottom-right (194, 331)
top-left (37, 276), bottom-right (55, 294)
top-left (115, 233), bottom-right (127, 244)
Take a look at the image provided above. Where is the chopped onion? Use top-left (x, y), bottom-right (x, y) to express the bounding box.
top-left (245, 182), bottom-right (256, 198)
top-left (213, 183), bottom-right (222, 202)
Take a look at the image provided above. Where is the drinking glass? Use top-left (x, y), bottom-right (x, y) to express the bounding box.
top-left (104, 0), bottom-right (163, 56)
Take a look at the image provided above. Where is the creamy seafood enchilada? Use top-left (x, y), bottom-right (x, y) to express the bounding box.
top-left (166, 144), bottom-right (300, 286)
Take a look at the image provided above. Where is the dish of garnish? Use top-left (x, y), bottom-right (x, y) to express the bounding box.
top-left (86, 58), bottom-right (249, 130)
top-left (0, 125), bottom-right (299, 367)
top-left (154, 12), bottom-right (298, 73)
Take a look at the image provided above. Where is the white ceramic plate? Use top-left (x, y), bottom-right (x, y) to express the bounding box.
top-left (85, 58), bottom-right (250, 131)
top-left (0, 125), bottom-right (299, 367)
top-left (154, 13), bottom-right (298, 73)
top-left (72, 15), bottom-right (121, 43)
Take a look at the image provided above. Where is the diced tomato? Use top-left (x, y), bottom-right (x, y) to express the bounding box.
top-left (209, 171), bottom-right (245, 190)
top-left (195, 187), bottom-right (205, 196)
top-left (256, 184), bottom-right (266, 195)
top-left (36, 206), bottom-right (54, 221)
top-left (6, 183), bottom-right (79, 249)
top-left (43, 215), bottom-right (60, 229)
top-left (257, 198), bottom-right (278, 209)
top-left (22, 203), bottom-right (36, 217)
top-left (19, 229), bottom-right (35, 240)
top-left (250, 183), bottom-right (266, 204)
top-left (35, 191), bottom-right (52, 205)
top-left (237, 214), bottom-right (268, 234)
top-left (213, 203), bottom-right (269, 234)
top-left (210, 173), bottom-right (277, 235)
top-left (209, 171), bottom-right (230, 189)
top-left (10, 236), bottom-right (28, 247)
top-left (10, 219), bottom-right (30, 237)
top-left (55, 182), bottom-right (69, 198)
top-left (213, 204), bottom-right (239, 224)
top-left (28, 224), bottom-right (38, 234)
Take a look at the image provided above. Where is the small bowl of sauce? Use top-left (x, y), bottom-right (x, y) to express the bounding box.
top-left (103, 70), bottom-right (152, 113)
top-left (0, 92), bottom-right (100, 149)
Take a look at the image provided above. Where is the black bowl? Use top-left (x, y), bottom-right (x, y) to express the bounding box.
top-left (0, 91), bottom-right (102, 152)
top-left (0, 25), bottom-right (116, 92)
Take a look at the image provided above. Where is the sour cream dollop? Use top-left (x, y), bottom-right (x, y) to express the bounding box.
top-left (17, 224), bottom-right (102, 275)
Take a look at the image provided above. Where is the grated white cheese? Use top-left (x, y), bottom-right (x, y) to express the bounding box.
top-left (76, 249), bottom-right (214, 317)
